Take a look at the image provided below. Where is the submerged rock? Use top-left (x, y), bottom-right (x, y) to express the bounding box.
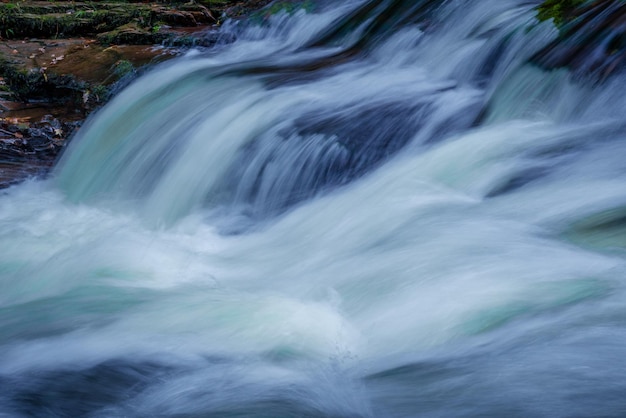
top-left (533, 0), bottom-right (626, 81)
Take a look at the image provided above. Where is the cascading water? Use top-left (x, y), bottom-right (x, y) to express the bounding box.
top-left (2, 0), bottom-right (626, 416)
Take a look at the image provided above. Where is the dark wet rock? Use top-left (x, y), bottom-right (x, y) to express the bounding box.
top-left (0, 360), bottom-right (174, 417)
top-left (157, 9), bottom-right (199, 27)
top-left (532, 0), bottom-right (626, 82)
top-left (213, 102), bottom-right (428, 218)
top-left (0, 115), bottom-right (80, 186)
top-left (223, 0), bottom-right (274, 19)
top-left (1, 116), bottom-right (78, 154)
top-left (306, 0), bottom-right (440, 50)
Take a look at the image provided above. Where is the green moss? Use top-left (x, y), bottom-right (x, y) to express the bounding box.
top-left (536, 0), bottom-right (586, 28)
top-left (112, 59), bottom-right (134, 78)
top-left (88, 83), bottom-right (111, 104)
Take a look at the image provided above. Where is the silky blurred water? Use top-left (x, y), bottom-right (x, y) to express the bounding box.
top-left (1, 0), bottom-right (626, 416)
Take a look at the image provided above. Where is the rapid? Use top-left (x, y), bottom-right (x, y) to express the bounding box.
top-left (1, 0), bottom-right (626, 416)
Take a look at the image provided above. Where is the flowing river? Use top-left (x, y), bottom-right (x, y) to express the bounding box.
top-left (1, 0), bottom-right (626, 416)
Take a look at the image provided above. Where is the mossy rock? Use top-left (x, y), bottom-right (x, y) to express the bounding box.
top-left (97, 22), bottom-right (169, 45)
top-left (0, 58), bottom-right (85, 103)
top-left (0, 3), bottom-right (154, 39)
top-left (536, 0), bottom-right (587, 28)
top-left (532, 0), bottom-right (626, 81)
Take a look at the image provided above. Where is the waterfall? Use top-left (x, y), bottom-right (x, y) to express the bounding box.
top-left (2, 0), bottom-right (626, 416)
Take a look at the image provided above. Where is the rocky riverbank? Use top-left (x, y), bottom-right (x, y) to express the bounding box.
top-left (0, 0), bottom-right (276, 186)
